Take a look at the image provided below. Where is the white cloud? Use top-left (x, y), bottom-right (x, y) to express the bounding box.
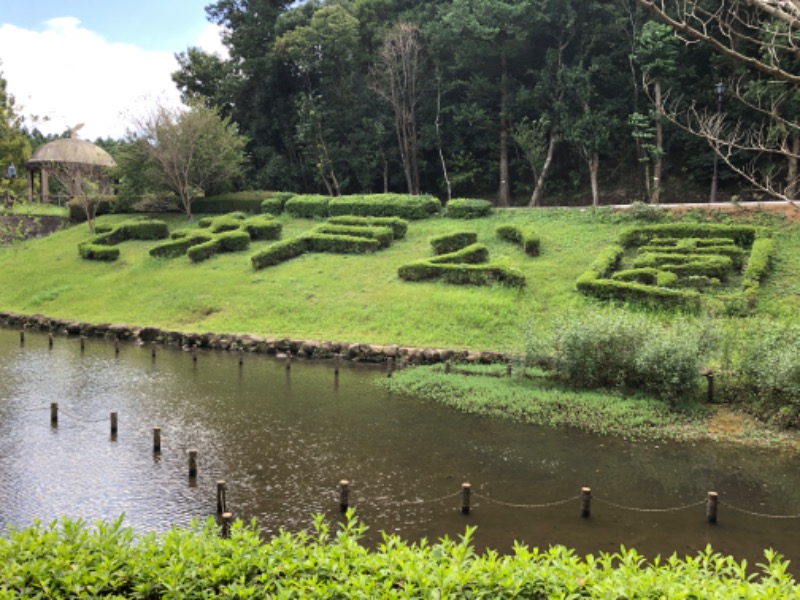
top-left (0, 17), bottom-right (226, 140)
top-left (195, 23), bottom-right (229, 59)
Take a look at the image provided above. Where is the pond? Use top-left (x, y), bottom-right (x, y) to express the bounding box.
top-left (0, 328), bottom-right (798, 571)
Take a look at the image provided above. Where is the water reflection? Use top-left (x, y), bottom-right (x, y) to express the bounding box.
top-left (0, 329), bottom-right (798, 572)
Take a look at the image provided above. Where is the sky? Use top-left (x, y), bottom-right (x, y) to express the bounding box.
top-left (0, 1), bottom-right (228, 140)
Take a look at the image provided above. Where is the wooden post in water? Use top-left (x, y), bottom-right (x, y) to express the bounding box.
top-left (50, 402), bottom-right (58, 426)
top-left (48, 333), bottom-right (54, 349)
top-left (110, 412), bottom-right (118, 435)
top-left (151, 342), bottom-right (157, 360)
top-left (192, 345), bottom-right (198, 362)
top-left (153, 427), bottom-right (161, 453)
top-left (461, 482), bottom-right (472, 515)
top-left (80, 336), bottom-right (86, 352)
top-left (221, 512), bottom-right (232, 539)
top-left (334, 353), bottom-right (341, 376)
top-left (188, 450), bottom-right (198, 478)
top-left (339, 479), bottom-right (350, 512)
top-left (706, 491), bottom-right (719, 524)
top-left (285, 351), bottom-right (292, 371)
top-left (19, 330), bottom-right (24, 346)
top-left (238, 348), bottom-right (244, 367)
top-left (114, 339), bottom-right (120, 356)
top-left (580, 487), bottom-right (592, 518)
top-left (217, 480), bottom-right (227, 514)
top-left (386, 357), bottom-right (394, 378)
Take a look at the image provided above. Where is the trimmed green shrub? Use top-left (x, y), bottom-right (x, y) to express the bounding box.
top-left (304, 233), bottom-right (381, 254)
top-left (197, 213), bottom-right (247, 232)
top-left (216, 230), bottom-right (251, 252)
top-left (429, 243), bottom-right (490, 265)
top-left (251, 237), bottom-right (308, 269)
top-left (285, 195), bottom-right (331, 219)
top-left (612, 268), bottom-right (678, 288)
top-left (314, 224), bottom-right (394, 248)
top-left (192, 191), bottom-right (269, 214)
top-left (619, 223), bottom-right (763, 248)
top-left (68, 196), bottom-right (116, 222)
top-left (638, 244), bottom-right (745, 268)
top-left (743, 237), bottom-right (775, 287)
top-left (576, 275), bottom-right (703, 310)
top-left (241, 216), bottom-right (282, 241)
top-left (116, 220), bottom-right (170, 240)
top-left (430, 231), bottom-right (478, 255)
top-left (445, 198), bottom-right (493, 219)
top-left (496, 224), bottom-right (540, 257)
top-left (260, 191), bottom-right (295, 215)
top-left (187, 239), bottom-right (220, 263)
top-left (78, 243), bottom-right (120, 261)
top-left (328, 194), bottom-right (441, 219)
top-left (398, 261), bottom-right (525, 287)
top-left (634, 253), bottom-right (733, 280)
top-left (327, 215), bottom-right (408, 239)
top-left (149, 232), bottom-right (214, 258)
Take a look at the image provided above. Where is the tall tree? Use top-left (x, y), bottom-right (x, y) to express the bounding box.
top-left (372, 22), bottom-right (422, 195)
top-left (128, 100), bottom-right (248, 220)
top-left (637, 0), bottom-right (800, 200)
top-left (0, 64), bottom-right (32, 203)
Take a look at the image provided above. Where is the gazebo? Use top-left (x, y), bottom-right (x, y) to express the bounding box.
top-left (26, 136), bottom-right (116, 204)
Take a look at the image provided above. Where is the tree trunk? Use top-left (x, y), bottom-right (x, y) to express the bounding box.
top-left (589, 152), bottom-right (600, 206)
top-left (528, 132), bottom-right (557, 207)
top-left (787, 130), bottom-right (799, 200)
top-left (652, 79), bottom-right (663, 204)
top-left (435, 70), bottom-right (452, 202)
top-left (498, 52), bottom-right (510, 207)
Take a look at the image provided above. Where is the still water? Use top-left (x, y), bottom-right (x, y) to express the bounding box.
top-left (0, 328), bottom-right (798, 569)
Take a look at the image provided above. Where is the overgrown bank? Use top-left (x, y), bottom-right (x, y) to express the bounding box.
top-left (1, 515), bottom-right (796, 598)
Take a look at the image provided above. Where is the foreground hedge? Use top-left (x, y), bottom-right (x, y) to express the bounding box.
top-left (79, 219), bottom-right (169, 261)
top-left (0, 516), bottom-right (795, 598)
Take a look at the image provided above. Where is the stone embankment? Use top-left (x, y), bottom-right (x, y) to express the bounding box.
top-left (0, 311), bottom-right (511, 365)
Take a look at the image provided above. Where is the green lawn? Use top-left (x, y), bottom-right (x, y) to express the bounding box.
top-left (0, 207), bottom-right (797, 354)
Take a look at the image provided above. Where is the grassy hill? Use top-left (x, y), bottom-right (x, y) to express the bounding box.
top-left (0, 206), bottom-right (798, 354)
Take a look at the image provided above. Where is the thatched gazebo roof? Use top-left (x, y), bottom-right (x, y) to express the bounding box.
top-left (28, 138), bottom-right (116, 169)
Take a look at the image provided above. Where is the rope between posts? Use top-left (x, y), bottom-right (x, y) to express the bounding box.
top-left (57, 409), bottom-right (109, 424)
top-left (720, 501), bottom-right (800, 519)
top-left (395, 490), bottom-right (462, 507)
top-left (593, 497), bottom-right (706, 513)
top-left (473, 492), bottom-right (579, 510)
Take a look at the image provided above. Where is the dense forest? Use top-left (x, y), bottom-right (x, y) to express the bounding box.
top-left (164, 0), bottom-right (799, 206)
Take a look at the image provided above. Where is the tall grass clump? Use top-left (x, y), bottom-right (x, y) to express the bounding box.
top-left (527, 310), bottom-right (714, 405)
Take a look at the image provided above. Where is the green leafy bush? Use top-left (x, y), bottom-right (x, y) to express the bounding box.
top-left (284, 194), bottom-right (331, 219)
top-left (399, 260), bottom-right (525, 287)
top-left (251, 237), bottom-right (308, 269)
top-left (633, 253), bottom-right (733, 280)
top-left (241, 216), bottom-right (282, 241)
top-left (197, 213), bottom-right (247, 232)
top-left (260, 191), bottom-right (295, 215)
top-left (612, 268), bottom-right (678, 287)
top-left (328, 193), bottom-right (441, 219)
top-left (304, 233), bottom-right (381, 254)
top-left (496, 224), bottom-right (540, 256)
top-left (619, 223), bottom-right (763, 248)
top-left (743, 237), bottom-right (775, 287)
top-left (216, 230), bottom-right (251, 252)
top-left (68, 196), bottom-right (116, 222)
top-left (429, 243), bottom-right (490, 265)
top-left (444, 198), bottom-right (493, 219)
top-left (327, 215), bottom-right (408, 239)
top-left (78, 243), bottom-right (120, 261)
top-left (1, 515), bottom-right (796, 598)
top-left (187, 239), bottom-right (220, 262)
top-left (430, 231), bottom-right (478, 255)
top-left (192, 191), bottom-right (270, 214)
top-left (531, 310), bottom-right (706, 403)
top-left (149, 232), bottom-right (214, 258)
top-left (314, 224), bottom-right (394, 248)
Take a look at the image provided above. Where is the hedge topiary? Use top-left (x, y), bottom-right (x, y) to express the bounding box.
top-left (260, 192), bottom-right (294, 215)
top-left (429, 243), bottom-right (490, 265)
top-left (149, 232), bottom-right (215, 258)
top-left (496, 224), bottom-right (540, 257)
top-left (619, 223), bottom-right (764, 248)
top-left (430, 231), bottom-right (478, 255)
top-left (251, 237), bottom-right (309, 270)
top-left (79, 219), bottom-right (169, 261)
top-left (314, 224), bottom-right (394, 248)
top-left (241, 216), bottom-right (282, 241)
top-left (304, 233), bottom-right (381, 254)
top-left (327, 215), bottom-right (408, 239)
top-left (612, 268), bottom-right (678, 288)
top-left (398, 261), bottom-right (525, 287)
top-left (285, 195), bottom-right (331, 219)
top-left (328, 194), bottom-right (441, 219)
top-left (192, 191), bottom-right (270, 214)
top-left (187, 239), bottom-right (220, 263)
top-left (444, 198), bottom-right (493, 219)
